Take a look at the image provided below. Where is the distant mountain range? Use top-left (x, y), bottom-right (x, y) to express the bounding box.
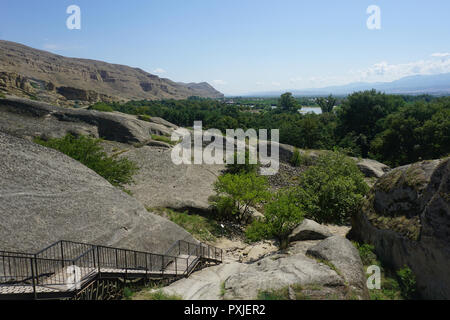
top-left (0, 40), bottom-right (223, 106)
top-left (245, 73), bottom-right (450, 97)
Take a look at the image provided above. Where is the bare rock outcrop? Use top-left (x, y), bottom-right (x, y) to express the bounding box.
top-left (0, 132), bottom-right (195, 254)
top-left (0, 97), bottom-right (173, 143)
top-left (289, 219), bottom-right (333, 242)
top-left (349, 157), bottom-right (450, 299)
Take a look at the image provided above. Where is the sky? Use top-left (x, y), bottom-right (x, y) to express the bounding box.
top-left (1, 0), bottom-right (450, 95)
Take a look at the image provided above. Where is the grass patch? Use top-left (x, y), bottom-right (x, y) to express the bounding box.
top-left (151, 134), bottom-right (178, 146)
top-left (150, 208), bottom-right (228, 243)
top-left (88, 102), bottom-right (114, 112)
top-left (352, 241), bottom-right (408, 300)
top-left (138, 114), bottom-right (152, 122)
top-left (130, 288), bottom-right (182, 300)
top-left (257, 287), bottom-right (290, 300)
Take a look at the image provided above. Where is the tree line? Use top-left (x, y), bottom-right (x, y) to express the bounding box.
top-left (90, 90), bottom-right (450, 166)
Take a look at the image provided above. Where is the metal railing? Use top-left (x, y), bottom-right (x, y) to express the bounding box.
top-left (0, 239), bottom-right (223, 299)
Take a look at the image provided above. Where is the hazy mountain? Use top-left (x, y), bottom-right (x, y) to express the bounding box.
top-left (0, 40), bottom-right (223, 106)
top-left (244, 73), bottom-right (450, 97)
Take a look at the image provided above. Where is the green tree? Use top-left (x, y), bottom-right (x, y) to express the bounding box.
top-left (336, 90), bottom-right (404, 157)
top-left (370, 99), bottom-right (450, 166)
top-left (297, 151), bottom-right (369, 225)
top-left (278, 92), bottom-right (300, 113)
top-left (246, 188), bottom-right (305, 249)
top-left (317, 95), bottom-right (337, 113)
top-left (211, 172), bottom-right (269, 222)
top-left (225, 150), bottom-right (259, 175)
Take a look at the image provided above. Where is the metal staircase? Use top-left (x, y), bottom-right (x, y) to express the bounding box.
top-left (0, 239), bottom-right (222, 300)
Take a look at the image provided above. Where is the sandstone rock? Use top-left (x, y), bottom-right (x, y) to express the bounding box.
top-left (349, 158), bottom-right (450, 299)
top-left (0, 40), bottom-right (224, 104)
top-left (289, 219), bottom-right (333, 242)
top-left (158, 253), bottom-right (347, 300)
top-left (354, 158), bottom-right (391, 178)
top-left (307, 236), bottom-right (369, 299)
top-left (0, 97), bottom-right (173, 144)
top-left (121, 144), bottom-right (225, 212)
top-left (0, 132), bottom-right (195, 254)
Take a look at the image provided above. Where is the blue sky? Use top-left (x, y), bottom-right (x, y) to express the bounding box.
top-left (1, 0), bottom-right (450, 95)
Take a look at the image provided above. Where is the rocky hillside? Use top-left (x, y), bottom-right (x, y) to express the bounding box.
top-left (350, 158), bottom-right (450, 299)
top-left (0, 40), bottom-right (223, 106)
top-left (0, 131), bottom-right (195, 254)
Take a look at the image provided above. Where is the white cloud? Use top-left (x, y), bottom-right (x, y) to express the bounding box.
top-left (212, 80), bottom-right (227, 86)
top-left (153, 68), bottom-right (167, 75)
top-left (271, 81), bottom-right (281, 87)
top-left (352, 55), bottom-right (450, 83)
top-left (431, 52), bottom-right (450, 58)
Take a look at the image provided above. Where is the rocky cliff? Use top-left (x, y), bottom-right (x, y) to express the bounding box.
top-left (349, 158), bottom-right (450, 299)
top-left (0, 40), bottom-right (223, 106)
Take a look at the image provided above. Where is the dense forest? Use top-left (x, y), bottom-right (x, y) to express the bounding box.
top-left (89, 90), bottom-right (450, 167)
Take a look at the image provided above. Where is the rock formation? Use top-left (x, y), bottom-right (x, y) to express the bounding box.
top-left (0, 132), bottom-right (195, 254)
top-left (0, 40), bottom-right (223, 106)
top-left (349, 158), bottom-right (450, 299)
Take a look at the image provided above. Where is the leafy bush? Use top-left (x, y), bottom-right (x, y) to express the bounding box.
top-left (354, 242), bottom-right (378, 266)
top-left (0, 92), bottom-right (5, 99)
top-left (225, 150), bottom-right (259, 175)
top-left (296, 151), bottom-right (369, 225)
top-left (396, 266), bottom-right (417, 299)
top-left (138, 114), bottom-right (152, 122)
top-left (290, 148), bottom-right (302, 167)
top-left (35, 134), bottom-right (138, 187)
top-left (211, 172), bottom-right (269, 222)
top-left (88, 102), bottom-right (114, 112)
top-left (246, 188), bottom-right (305, 249)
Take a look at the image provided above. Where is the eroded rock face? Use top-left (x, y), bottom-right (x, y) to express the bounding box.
top-left (349, 158), bottom-right (450, 299)
top-left (289, 219), bottom-right (333, 242)
top-left (121, 145), bottom-right (224, 212)
top-left (0, 132), bottom-right (195, 254)
top-left (306, 236), bottom-right (369, 299)
top-left (155, 234), bottom-right (368, 300)
top-left (0, 97), bottom-right (173, 144)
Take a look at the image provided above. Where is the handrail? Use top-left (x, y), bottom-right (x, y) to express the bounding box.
top-left (0, 238), bottom-right (223, 299)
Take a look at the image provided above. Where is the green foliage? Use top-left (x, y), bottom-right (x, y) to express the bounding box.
top-left (246, 188), bottom-right (305, 249)
top-left (278, 92), bottom-right (300, 113)
top-left (290, 148), bottom-right (302, 167)
top-left (88, 102), bottom-right (114, 112)
top-left (225, 150), bottom-right (259, 174)
top-left (396, 266), bottom-right (417, 299)
top-left (138, 114), bottom-right (152, 122)
top-left (34, 134), bottom-right (138, 187)
top-left (151, 134), bottom-right (177, 145)
top-left (87, 93), bottom-right (449, 167)
top-left (257, 287), bottom-right (290, 300)
top-left (353, 242), bottom-right (377, 266)
top-left (152, 208), bottom-right (227, 242)
top-left (0, 92), bottom-right (5, 99)
top-left (370, 99), bottom-right (450, 166)
top-left (297, 151), bottom-right (369, 225)
top-left (211, 172), bottom-right (269, 222)
top-left (132, 289), bottom-right (182, 300)
top-left (316, 95), bottom-right (337, 113)
top-left (123, 287), bottom-right (134, 300)
top-left (336, 90), bottom-right (404, 157)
